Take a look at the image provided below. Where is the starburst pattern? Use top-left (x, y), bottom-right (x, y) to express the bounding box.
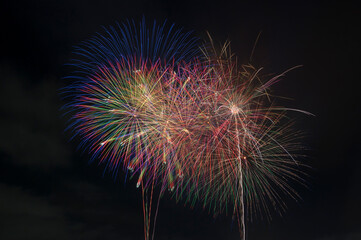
top-left (64, 20), bottom-right (310, 240)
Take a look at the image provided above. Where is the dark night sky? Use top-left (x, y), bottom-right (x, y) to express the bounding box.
top-left (0, 0), bottom-right (360, 239)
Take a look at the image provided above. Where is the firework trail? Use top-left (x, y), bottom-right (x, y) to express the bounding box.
top-left (64, 20), bottom-right (310, 240)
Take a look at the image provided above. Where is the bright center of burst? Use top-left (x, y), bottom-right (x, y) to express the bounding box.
top-left (230, 104), bottom-right (240, 115)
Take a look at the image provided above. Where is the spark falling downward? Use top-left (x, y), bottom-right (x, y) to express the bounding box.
top-left (63, 20), bottom-right (310, 240)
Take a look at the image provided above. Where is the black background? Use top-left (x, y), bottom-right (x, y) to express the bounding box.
top-left (0, 0), bottom-right (360, 239)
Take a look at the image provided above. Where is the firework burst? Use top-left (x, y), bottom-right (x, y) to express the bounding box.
top-left (64, 20), bottom-right (311, 240)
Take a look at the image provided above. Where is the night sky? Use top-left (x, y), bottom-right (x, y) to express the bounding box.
top-left (1, 1), bottom-right (360, 239)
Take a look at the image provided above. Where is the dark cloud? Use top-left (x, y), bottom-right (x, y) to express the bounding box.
top-left (0, 66), bottom-right (71, 168)
top-left (0, 182), bottom-right (135, 240)
top-left (0, 183), bottom-right (71, 240)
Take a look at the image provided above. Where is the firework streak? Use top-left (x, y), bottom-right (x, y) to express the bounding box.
top-left (64, 20), bottom-right (311, 240)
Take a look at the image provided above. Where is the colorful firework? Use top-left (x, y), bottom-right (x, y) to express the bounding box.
top-left (64, 20), bottom-right (310, 240)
